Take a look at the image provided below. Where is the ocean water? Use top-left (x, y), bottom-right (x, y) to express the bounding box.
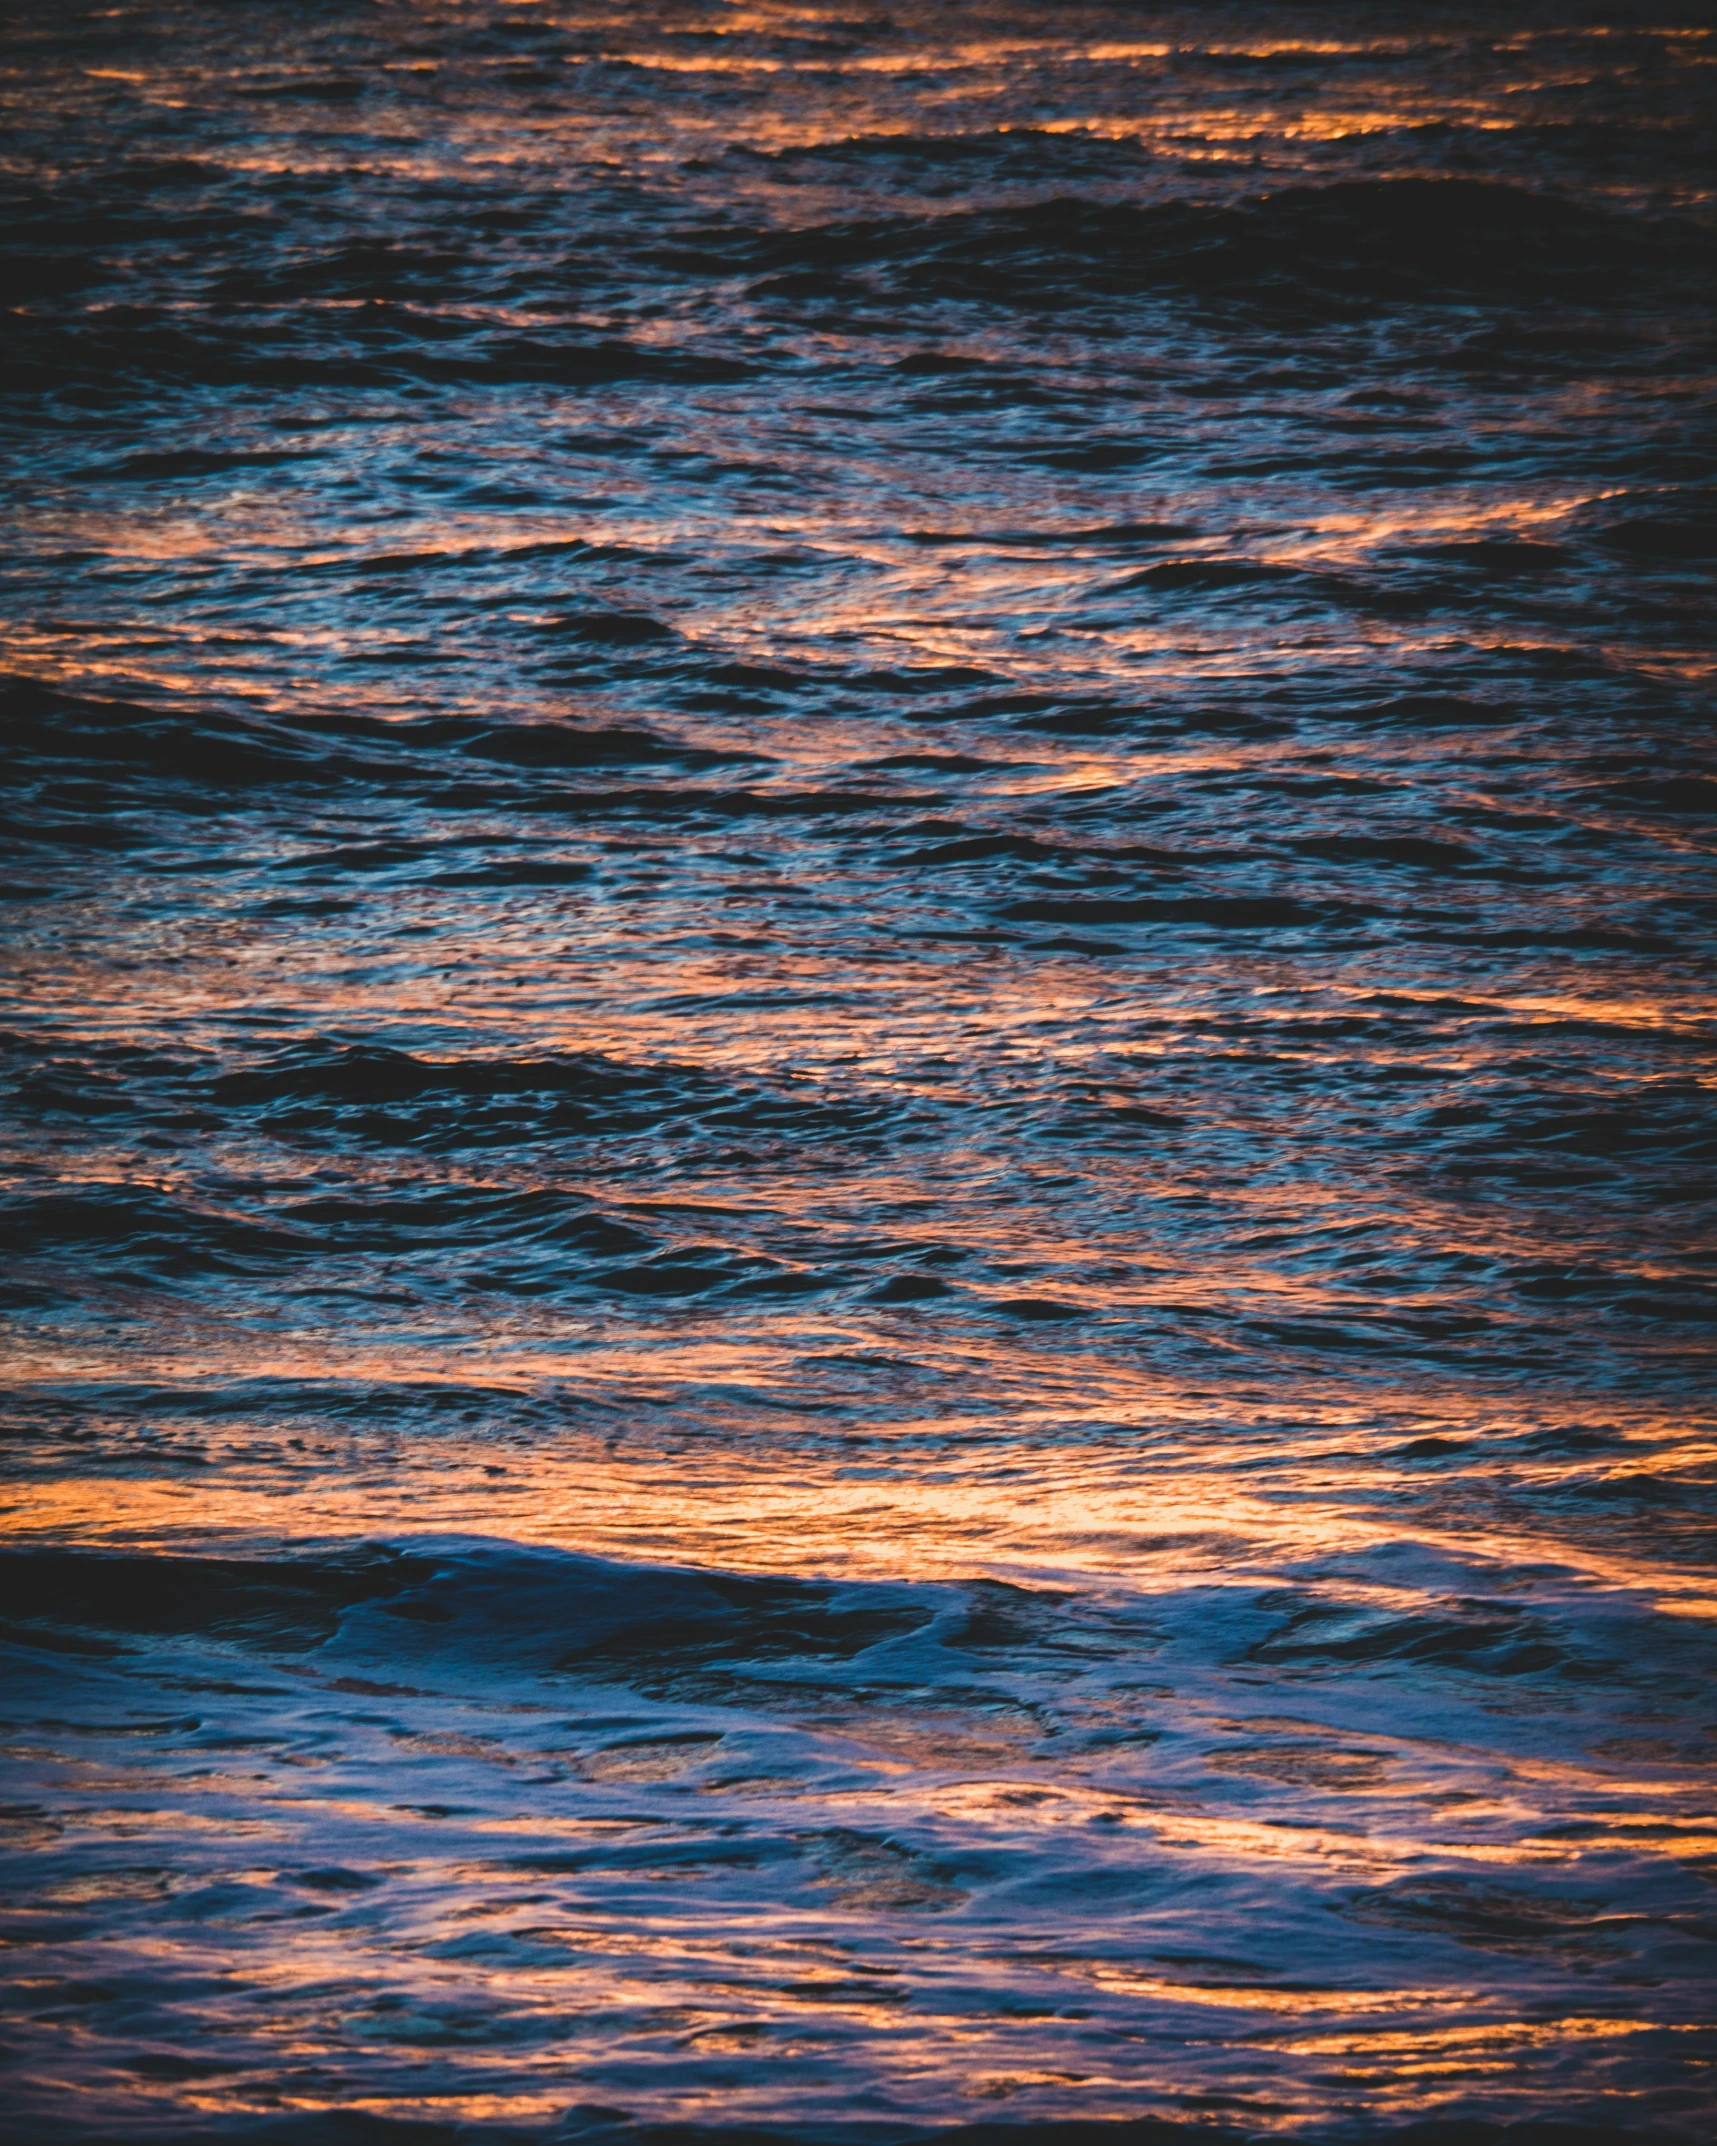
top-left (2, 4), bottom-right (1715, 2140)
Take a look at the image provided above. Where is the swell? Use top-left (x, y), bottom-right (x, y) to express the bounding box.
top-left (4, 1533), bottom-right (1705, 1716)
top-left (697, 181), bottom-right (1713, 312)
top-left (5, 179), bottom-right (1708, 409)
top-left (0, 1539), bottom-right (946, 1683)
top-left (0, 2110), bottom-right (1678, 2146)
top-left (3, 9), bottom-right (1716, 2138)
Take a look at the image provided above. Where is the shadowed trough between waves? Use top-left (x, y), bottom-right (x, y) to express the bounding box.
top-left (1, 2), bottom-right (1715, 2141)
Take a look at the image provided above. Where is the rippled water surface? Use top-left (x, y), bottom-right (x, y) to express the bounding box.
top-left (3, 4), bottom-right (1716, 2140)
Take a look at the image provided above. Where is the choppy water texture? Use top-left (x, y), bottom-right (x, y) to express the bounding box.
top-left (3, 4), bottom-right (1716, 2141)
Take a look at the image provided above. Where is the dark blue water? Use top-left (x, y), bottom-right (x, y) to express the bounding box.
top-left (2, 5), bottom-right (1715, 2141)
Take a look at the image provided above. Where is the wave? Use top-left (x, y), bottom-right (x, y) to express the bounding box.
top-left (7, 176), bottom-right (1704, 421)
top-left (0, 1177), bottom-right (661, 1276)
top-left (707, 181), bottom-right (1710, 314)
top-left (0, 2110), bottom-right (1674, 2146)
top-left (0, 1185), bottom-right (316, 1278)
top-left (205, 1040), bottom-right (869, 1148)
top-left (0, 677), bottom-right (760, 805)
top-left (1, 315), bottom-right (751, 401)
top-left (11, 1532), bottom-right (1670, 1712)
top-left (0, 1538), bottom-right (972, 1697)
